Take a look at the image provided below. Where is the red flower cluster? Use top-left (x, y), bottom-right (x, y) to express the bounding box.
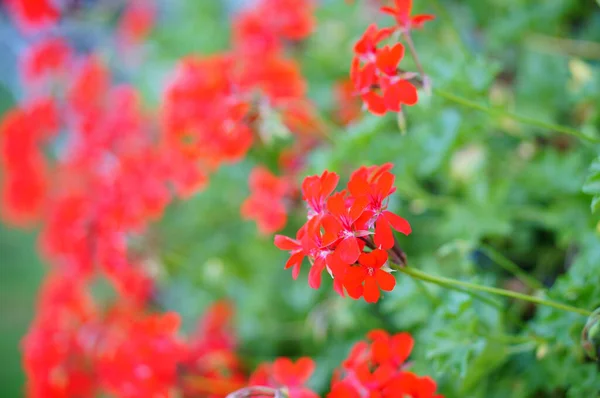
top-left (249, 357), bottom-right (318, 398)
top-left (328, 330), bottom-right (443, 398)
top-left (22, 272), bottom-right (186, 398)
top-left (233, 0), bottom-right (315, 56)
top-left (350, 0), bottom-right (435, 115)
top-left (275, 164), bottom-right (412, 303)
top-left (0, 98), bottom-right (57, 225)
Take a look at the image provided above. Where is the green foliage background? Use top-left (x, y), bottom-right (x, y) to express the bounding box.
top-left (1, 1), bottom-right (600, 397)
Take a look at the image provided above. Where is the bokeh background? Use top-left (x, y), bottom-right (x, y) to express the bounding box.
top-left (1, 1), bottom-right (600, 397)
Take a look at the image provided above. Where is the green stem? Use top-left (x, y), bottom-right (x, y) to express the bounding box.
top-left (479, 244), bottom-right (545, 291)
top-left (392, 264), bottom-right (592, 317)
top-left (433, 88), bottom-right (600, 144)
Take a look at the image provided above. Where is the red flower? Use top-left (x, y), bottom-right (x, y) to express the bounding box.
top-left (331, 330), bottom-right (443, 398)
top-left (368, 329), bottom-right (414, 368)
top-left (354, 24), bottom-right (394, 61)
top-left (381, 0), bottom-right (436, 32)
top-left (350, 59), bottom-right (387, 116)
top-left (273, 357), bottom-right (316, 393)
top-left (96, 309), bottom-right (186, 398)
top-left (348, 164), bottom-right (411, 249)
top-left (249, 357), bottom-right (318, 398)
top-left (302, 170), bottom-right (339, 217)
top-left (322, 192), bottom-right (370, 264)
top-left (375, 44), bottom-right (418, 110)
top-left (344, 249), bottom-right (395, 302)
top-left (274, 230), bottom-right (306, 280)
top-left (384, 372), bottom-right (444, 398)
top-left (258, 0), bottom-right (316, 41)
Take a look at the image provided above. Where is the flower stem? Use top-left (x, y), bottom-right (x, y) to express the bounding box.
top-left (391, 264), bottom-right (592, 317)
top-left (433, 88), bottom-right (600, 144)
top-left (479, 244), bottom-right (545, 291)
top-left (403, 32), bottom-right (426, 79)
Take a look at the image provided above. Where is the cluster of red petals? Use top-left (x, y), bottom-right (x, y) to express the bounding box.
top-left (275, 164), bottom-right (411, 303)
top-left (350, 0), bottom-right (435, 116)
top-left (328, 330), bottom-right (443, 398)
top-left (242, 167), bottom-right (293, 235)
top-left (163, 0), bottom-right (321, 234)
top-left (22, 272), bottom-right (188, 398)
top-left (249, 357), bottom-right (318, 398)
top-left (233, 0), bottom-right (315, 56)
top-left (0, 98), bottom-right (57, 225)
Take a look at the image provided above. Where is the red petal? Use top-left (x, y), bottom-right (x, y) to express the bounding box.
top-left (308, 257), bottom-right (325, 289)
top-left (363, 277), bottom-right (380, 303)
top-left (320, 171), bottom-right (339, 197)
top-left (348, 175), bottom-right (370, 198)
top-left (285, 251), bottom-right (304, 270)
top-left (391, 332), bottom-right (414, 364)
top-left (372, 249), bottom-right (389, 268)
top-left (327, 253), bottom-right (348, 278)
top-left (372, 364), bottom-right (396, 385)
top-left (272, 358), bottom-right (294, 385)
top-left (371, 338), bottom-right (392, 364)
top-left (294, 357), bottom-right (315, 384)
top-left (374, 217), bottom-right (394, 249)
top-left (337, 236), bottom-right (361, 264)
top-left (275, 234), bottom-right (300, 250)
top-left (389, 43), bottom-right (405, 67)
top-left (321, 214), bottom-right (343, 246)
top-left (358, 251), bottom-right (377, 268)
top-left (383, 211), bottom-right (411, 235)
top-left (333, 278), bottom-right (345, 297)
top-left (380, 6), bottom-right (397, 16)
top-left (327, 192), bottom-right (347, 218)
top-left (363, 91), bottom-right (387, 115)
top-left (375, 171), bottom-right (395, 198)
top-left (367, 329), bottom-right (389, 341)
top-left (292, 261), bottom-right (302, 280)
top-left (345, 282), bottom-right (363, 299)
top-left (376, 269), bottom-right (396, 291)
top-left (344, 266), bottom-right (367, 286)
top-left (411, 14), bottom-right (436, 29)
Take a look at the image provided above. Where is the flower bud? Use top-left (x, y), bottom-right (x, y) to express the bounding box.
top-left (581, 308), bottom-right (600, 361)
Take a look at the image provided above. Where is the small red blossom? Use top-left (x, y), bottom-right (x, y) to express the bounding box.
top-left (302, 170), bottom-right (340, 217)
top-left (275, 164), bottom-right (411, 302)
top-left (381, 0), bottom-right (436, 32)
top-left (329, 330), bottom-right (443, 398)
top-left (249, 357), bottom-right (318, 398)
top-left (344, 249), bottom-right (395, 303)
